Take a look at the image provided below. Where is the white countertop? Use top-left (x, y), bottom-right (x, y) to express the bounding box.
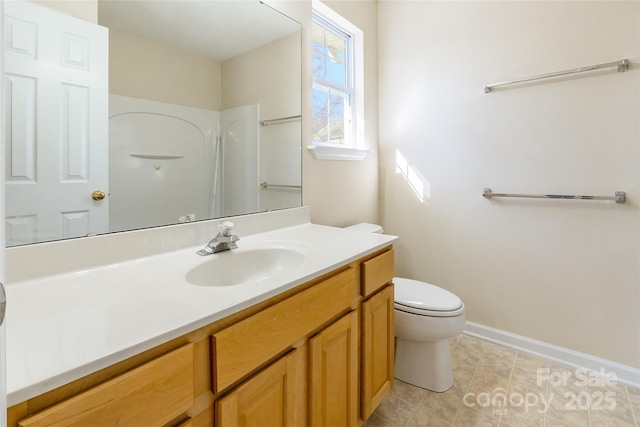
top-left (6, 222), bottom-right (397, 406)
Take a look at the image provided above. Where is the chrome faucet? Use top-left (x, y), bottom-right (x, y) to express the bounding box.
top-left (197, 221), bottom-right (239, 256)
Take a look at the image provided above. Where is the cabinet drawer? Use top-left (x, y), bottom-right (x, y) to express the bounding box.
top-left (18, 344), bottom-right (195, 427)
top-left (361, 249), bottom-right (394, 297)
top-left (212, 267), bottom-right (358, 392)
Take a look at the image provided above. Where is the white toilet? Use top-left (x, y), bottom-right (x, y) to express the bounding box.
top-left (345, 223), bottom-right (466, 392)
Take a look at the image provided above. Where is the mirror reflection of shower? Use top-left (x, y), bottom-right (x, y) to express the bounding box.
top-left (215, 105), bottom-right (259, 218)
top-left (109, 95), bottom-right (301, 231)
top-left (109, 96), bottom-right (258, 231)
top-left (109, 95), bottom-right (216, 232)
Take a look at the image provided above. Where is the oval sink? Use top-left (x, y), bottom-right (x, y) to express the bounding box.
top-left (186, 247), bottom-right (306, 287)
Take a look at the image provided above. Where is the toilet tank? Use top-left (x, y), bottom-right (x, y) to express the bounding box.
top-left (345, 223), bottom-right (384, 234)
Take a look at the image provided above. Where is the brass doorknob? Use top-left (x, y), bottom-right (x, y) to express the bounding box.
top-left (92, 190), bottom-right (106, 201)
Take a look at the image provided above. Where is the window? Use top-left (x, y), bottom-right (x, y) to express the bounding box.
top-left (309, 1), bottom-right (367, 160)
top-left (312, 15), bottom-right (352, 146)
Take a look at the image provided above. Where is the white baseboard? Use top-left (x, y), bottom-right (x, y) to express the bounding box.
top-left (464, 321), bottom-right (640, 389)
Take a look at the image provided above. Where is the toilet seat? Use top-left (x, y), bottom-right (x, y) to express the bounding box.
top-left (394, 277), bottom-right (464, 317)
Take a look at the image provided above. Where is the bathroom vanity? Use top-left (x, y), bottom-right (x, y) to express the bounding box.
top-left (5, 210), bottom-right (396, 426)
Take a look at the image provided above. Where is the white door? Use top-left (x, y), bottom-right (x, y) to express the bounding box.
top-left (1, 1), bottom-right (8, 424)
top-left (4, 0), bottom-right (108, 246)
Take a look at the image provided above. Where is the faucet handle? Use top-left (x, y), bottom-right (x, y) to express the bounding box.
top-left (218, 220), bottom-right (236, 236)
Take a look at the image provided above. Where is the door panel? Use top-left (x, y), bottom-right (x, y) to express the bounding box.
top-left (216, 346), bottom-right (306, 427)
top-left (309, 311), bottom-right (358, 427)
top-left (361, 285), bottom-right (395, 419)
top-left (4, 1), bottom-right (108, 246)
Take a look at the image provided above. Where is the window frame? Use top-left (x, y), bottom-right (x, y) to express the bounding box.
top-left (309, 0), bottom-right (368, 161)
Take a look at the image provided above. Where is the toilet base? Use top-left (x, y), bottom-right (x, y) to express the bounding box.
top-left (394, 337), bottom-right (454, 392)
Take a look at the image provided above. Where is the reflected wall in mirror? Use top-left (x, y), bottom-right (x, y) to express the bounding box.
top-left (4, 0), bottom-right (302, 246)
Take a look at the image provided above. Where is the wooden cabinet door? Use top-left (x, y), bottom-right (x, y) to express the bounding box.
top-left (361, 285), bottom-right (395, 419)
top-left (216, 346), bottom-right (306, 427)
top-left (309, 311), bottom-right (358, 427)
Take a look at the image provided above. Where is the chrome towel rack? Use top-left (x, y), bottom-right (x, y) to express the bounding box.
top-left (482, 188), bottom-right (626, 204)
top-left (260, 181), bottom-right (301, 189)
top-left (260, 115), bottom-right (302, 126)
top-left (484, 59), bottom-right (629, 93)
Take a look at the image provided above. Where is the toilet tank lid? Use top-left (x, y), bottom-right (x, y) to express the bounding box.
top-left (394, 278), bottom-right (463, 312)
top-left (345, 223), bottom-right (384, 233)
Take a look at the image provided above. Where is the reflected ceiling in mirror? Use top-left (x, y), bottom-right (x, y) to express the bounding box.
top-left (4, 0), bottom-right (302, 247)
top-left (99, 0), bottom-right (297, 61)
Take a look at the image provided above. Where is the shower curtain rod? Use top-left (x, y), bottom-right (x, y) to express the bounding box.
top-left (482, 188), bottom-right (626, 204)
top-left (260, 115), bottom-right (302, 126)
top-left (484, 59), bottom-right (629, 93)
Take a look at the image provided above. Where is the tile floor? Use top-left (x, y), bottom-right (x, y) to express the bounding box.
top-left (365, 334), bottom-right (640, 427)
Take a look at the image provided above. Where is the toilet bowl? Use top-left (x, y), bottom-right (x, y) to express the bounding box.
top-left (394, 277), bottom-right (465, 392)
top-left (345, 223), bottom-right (466, 392)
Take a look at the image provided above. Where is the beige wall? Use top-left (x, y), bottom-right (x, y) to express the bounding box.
top-left (33, 0), bottom-right (98, 23)
top-left (109, 30), bottom-right (222, 111)
top-left (378, 1), bottom-right (640, 368)
top-left (222, 33), bottom-right (301, 118)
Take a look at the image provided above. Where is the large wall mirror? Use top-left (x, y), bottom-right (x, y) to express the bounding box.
top-left (4, 0), bottom-right (302, 247)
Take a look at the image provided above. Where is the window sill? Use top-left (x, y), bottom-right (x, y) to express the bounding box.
top-left (307, 144), bottom-right (369, 161)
